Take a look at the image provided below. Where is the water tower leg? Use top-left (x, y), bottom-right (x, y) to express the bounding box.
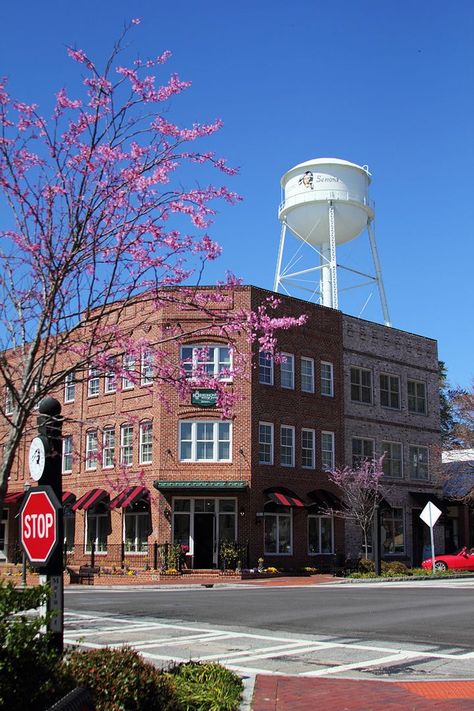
top-left (367, 221), bottom-right (391, 327)
top-left (328, 203), bottom-right (338, 310)
top-left (273, 222), bottom-right (287, 293)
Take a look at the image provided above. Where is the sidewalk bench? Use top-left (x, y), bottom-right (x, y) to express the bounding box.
top-left (68, 566), bottom-right (100, 585)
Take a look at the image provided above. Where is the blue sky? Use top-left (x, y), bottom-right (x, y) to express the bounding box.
top-left (1, 1), bottom-right (473, 387)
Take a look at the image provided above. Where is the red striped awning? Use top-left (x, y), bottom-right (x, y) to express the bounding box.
top-left (265, 488), bottom-right (305, 508)
top-left (62, 491), bottom-right (76, 507)
top-left (3, 491), bottom-right (24, 505)
top-left (72, 488), bottom-right (108, 511)
top-left (110, 486), bottom-right (149, 510)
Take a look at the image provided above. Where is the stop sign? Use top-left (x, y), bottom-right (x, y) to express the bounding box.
top-left (20, 487), bottom-right (60, 566)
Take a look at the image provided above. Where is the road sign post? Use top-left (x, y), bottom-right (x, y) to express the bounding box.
top-left (419, 501), bottom-right (442, 575)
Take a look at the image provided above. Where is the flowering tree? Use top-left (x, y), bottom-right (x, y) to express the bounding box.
top-left (326, 457), bottom-right (386, 559)
top-left (0, 21), bottom-right (305, 504)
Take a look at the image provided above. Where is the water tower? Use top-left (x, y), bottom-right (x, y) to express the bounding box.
top-left (274, 158), bottom-right (391, 326)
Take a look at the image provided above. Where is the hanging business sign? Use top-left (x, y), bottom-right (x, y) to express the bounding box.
top-left (191, 389), bottom-right (218, 408)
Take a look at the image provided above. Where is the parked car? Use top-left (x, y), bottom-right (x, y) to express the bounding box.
top-left (422, 547), bottom-right (474, 572)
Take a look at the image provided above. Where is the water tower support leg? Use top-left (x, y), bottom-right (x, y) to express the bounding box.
top-left (273, 223), bottom-right (287, 293)
top-left (328, 203), bottom-right (338, 310)
top-left (367, 221), bottom-right (391, 327)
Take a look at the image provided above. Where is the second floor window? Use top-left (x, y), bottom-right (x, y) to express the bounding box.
top-left (62, 435), bottom-right (73, 473)
top-left (181, 345), bottom-right (232, 381)
top-left (408, 379), bottom-right (427, 414)
top-left (352, 437), bottom-right (374, 467)
top-left (64, 373), bottom-right (75, 403)
top-left (409, 445), bottom-right (429, 480)
top-left (122, 354), bottom-right (135, 390)
top-left (301, 357), bottom-right (315, 393)
top-left (102, 427), bottom-right (115, 468)
top-left (321, 431), bottom-right (335, 471)
top-left (382, 441), bottom-right (403, 478)
top-left (280, 353), bottom-right (295, 389)
top-left (351, 367), bottom-right (372, 404)
top-left (120, 424), bottom-right (133, 466)
top-left (259, 422), bottom-right (274, 465)
top-left (88, 367), bottom-right (100, 397)
top-left (139, 421), bottom-right (153, 464)
top-left (280, 425), bottom-right (295, 467)
top-left (85, 430), bottom-right (98, 470)
top-left (140, 351), bottom-right (154, 385)
top-left (321, 362), bottom-right (334, 397)
top-left (179, 420), bottom-right (231, 462)
top-left (259, 352), bottom-right (274, 385)
top-left (380, 374), bottom-right (400, 409)
top-left (301, 428), bottom-right (315, 469)
top-left (104, 358), bottom-right (117, 394)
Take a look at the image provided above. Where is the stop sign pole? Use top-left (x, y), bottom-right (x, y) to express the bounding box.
top-left (26, 397), bottom-right (64, 653)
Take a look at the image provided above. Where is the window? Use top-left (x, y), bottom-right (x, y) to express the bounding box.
top-left (104, 358), bottom-right (117, 394)
top-left (301, 428), bottom-right (315, 469)
top-left (122, 354), bottom-right (135, 390)
top-left (139, 421), bottom-right (153, 464)
top-left (381, 507), bottom-right (405, 554)
top-left (321, 431), bottom-right (335, 471)
top-left (85, 430), bottom-right (98, 470)
top-left (120, 424), bottom-right (133, 466)
top-left (382, 441), bottom-right (402, 478)
top-left (102, 427), bottom-right (115, 468)
top-left (259, 422), bottom-right (273, 465)
top-left (64, 508), bottom-right (75, 552)
top-left (280, 425), bottom-right (295, 467)
top-left (409, 445), bottom-right (429, 480)
top-left (321, 362), bottom-right (334, 397)
top-left (308, 515), bottom-right (334, 554)
top-left (259, 352), bottom-right (273, 385)
top-left (280, 353), bottom-right (294, 389)
top-left (179, 421), bottom-right (231, 462)
top-left (62, 435), bottom-right (73, 473)
top-left (140, 351), bottom-right (154, 385)
top-left (408, 379), bottom-right (427, 414)
top-left (64, 373), bottom-right (75, 403)
top-left (88, 366), bottom-right (100, 397)
top-left (264, 507), bottom-right (292, 555)
top-left (4, 387), bottom-right (13, 415)
top-left (124, 500), bottom-right (149, 552)
top-left (301, 357), bottom-right (314, 393)
top-left (350, 367), bottom-right (372, 403)
top-left (181, 344), bottom-right (232, 381)
top-left (85, 503), bottom-right (108, 553)
top-left (380, 374), bottom-right (400, 409)
top-left (352, 437), bottom-right (374, 467)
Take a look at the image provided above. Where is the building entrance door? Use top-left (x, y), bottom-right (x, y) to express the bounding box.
top-left (193, 513), bottom-right (215, 568)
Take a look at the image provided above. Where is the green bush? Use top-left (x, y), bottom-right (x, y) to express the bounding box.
top-left (166, 661), bottom-right (243, 711)
top-left (63, 646), bottom-right (176, 710)
top-left (357, 558), bottom-right (375, 573)
top-left (381, 561), bottom-right (409, 576)
top-left (0, 581), bottom-right (71, 711)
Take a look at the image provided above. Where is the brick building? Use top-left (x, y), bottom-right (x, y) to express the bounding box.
top-left (0, 286), bottom-right (443, 571)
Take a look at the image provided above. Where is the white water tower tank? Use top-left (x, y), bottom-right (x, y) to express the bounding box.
top-left (278, 158), bottom-right (374, 246)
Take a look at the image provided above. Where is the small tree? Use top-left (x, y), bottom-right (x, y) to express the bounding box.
top-left (327, 457), bottom-right (386, 559)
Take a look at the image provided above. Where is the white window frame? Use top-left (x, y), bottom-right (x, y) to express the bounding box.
top-left (380, 373), bottom-right (400, 410)
top-left (321, 361), bottom-right (334, 397)
top-left (352, 437), bottom-right (375, 467)
top-left (140, 351), bottom-right (154, 386)
top-left (280, 353), bottom-right (295, 390)
top-left (180, 344), bottom-right (232, 382)
top-left (308, 514), bottom-right (335, 555)
top-left (62, 435), bottom-right (73, 473)
top-left (264, 510), bottom-right (293, 556)
top-left (179, 420), bottom-right (232, 462)
top-left (64, 372), bottom-right (75, 403)
top-left (120, 424), bottom-right (134, 466)
top-left (258, 351), bottom-right (274, 386)
top-left (139, 420), bottom-right (153, 464)
top-left (85, 430), bottom-right (98, 470)
top-left (85, 508), bottom-right (108, 553)
top-left (88, 366), bottom-right (100, 398)
top-left (321, 431), bottom-right (335, 471)
top-left (350, 366), bottom-right (372, 404)
top-left (123, 508), bottom-right (149, 553)
top-left (380, 507), bottom-right (405, 554)
top-left (280, 425), bottom-right (295, 467)
top-left (301, 428), bottom-right (315, 469)
top-left (382, 441), bottom-right (403, 478)
top-left (104, 358), bottom-right (117, 394)
top-left (301, 357), bottom-right (315, 393)
top-left (122, 354), bottom-right (135, 390)
top-left (102, 427), bottom-right (115, 469)
top-left (409, 444), bottom-right (429, 480)
top-left (4, 387), bottom-right (13, 415)
top-left (408, 379), bottom-right (427, 415)
top-left (258, 422), bottom-right (274, 465)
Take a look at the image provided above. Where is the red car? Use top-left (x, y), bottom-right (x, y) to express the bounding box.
top-left (422, 547), bottom-right (474, 572)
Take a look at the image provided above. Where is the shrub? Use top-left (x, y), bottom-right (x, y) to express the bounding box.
top-left (265, 567), bottom-right (279, 574)
top-left (357, 558), bottom-right (375, 573)
top-left (0, 581), bottom-right (72, 711)
top-left (166, 661), bottom-right (243, 711)
top-left (63, 646), bottom-right (176, 711)
top-left (381, 561), bottom-right (409, 576)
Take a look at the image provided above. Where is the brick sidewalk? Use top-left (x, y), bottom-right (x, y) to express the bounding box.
top-left (252, 676), bottom-right (474, 710)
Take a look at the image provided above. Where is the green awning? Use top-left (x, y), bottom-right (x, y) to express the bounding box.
top-left (154, 480), bottom-right (248, 490)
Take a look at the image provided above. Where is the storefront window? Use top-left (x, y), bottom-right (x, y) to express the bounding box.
top-left (308, 515), bottom-right (334, 554)
top-left (85, 503), bottom-right (108, 553)
top-left (124, 500), bottom-right (149, 552)
top-left (381, 507), bottom-right (405, 554)
top-left (264, 505), bottom-right (292, 555)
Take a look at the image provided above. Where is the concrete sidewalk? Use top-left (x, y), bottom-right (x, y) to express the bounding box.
top-left (251, 676), bottom-right (474, 710)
